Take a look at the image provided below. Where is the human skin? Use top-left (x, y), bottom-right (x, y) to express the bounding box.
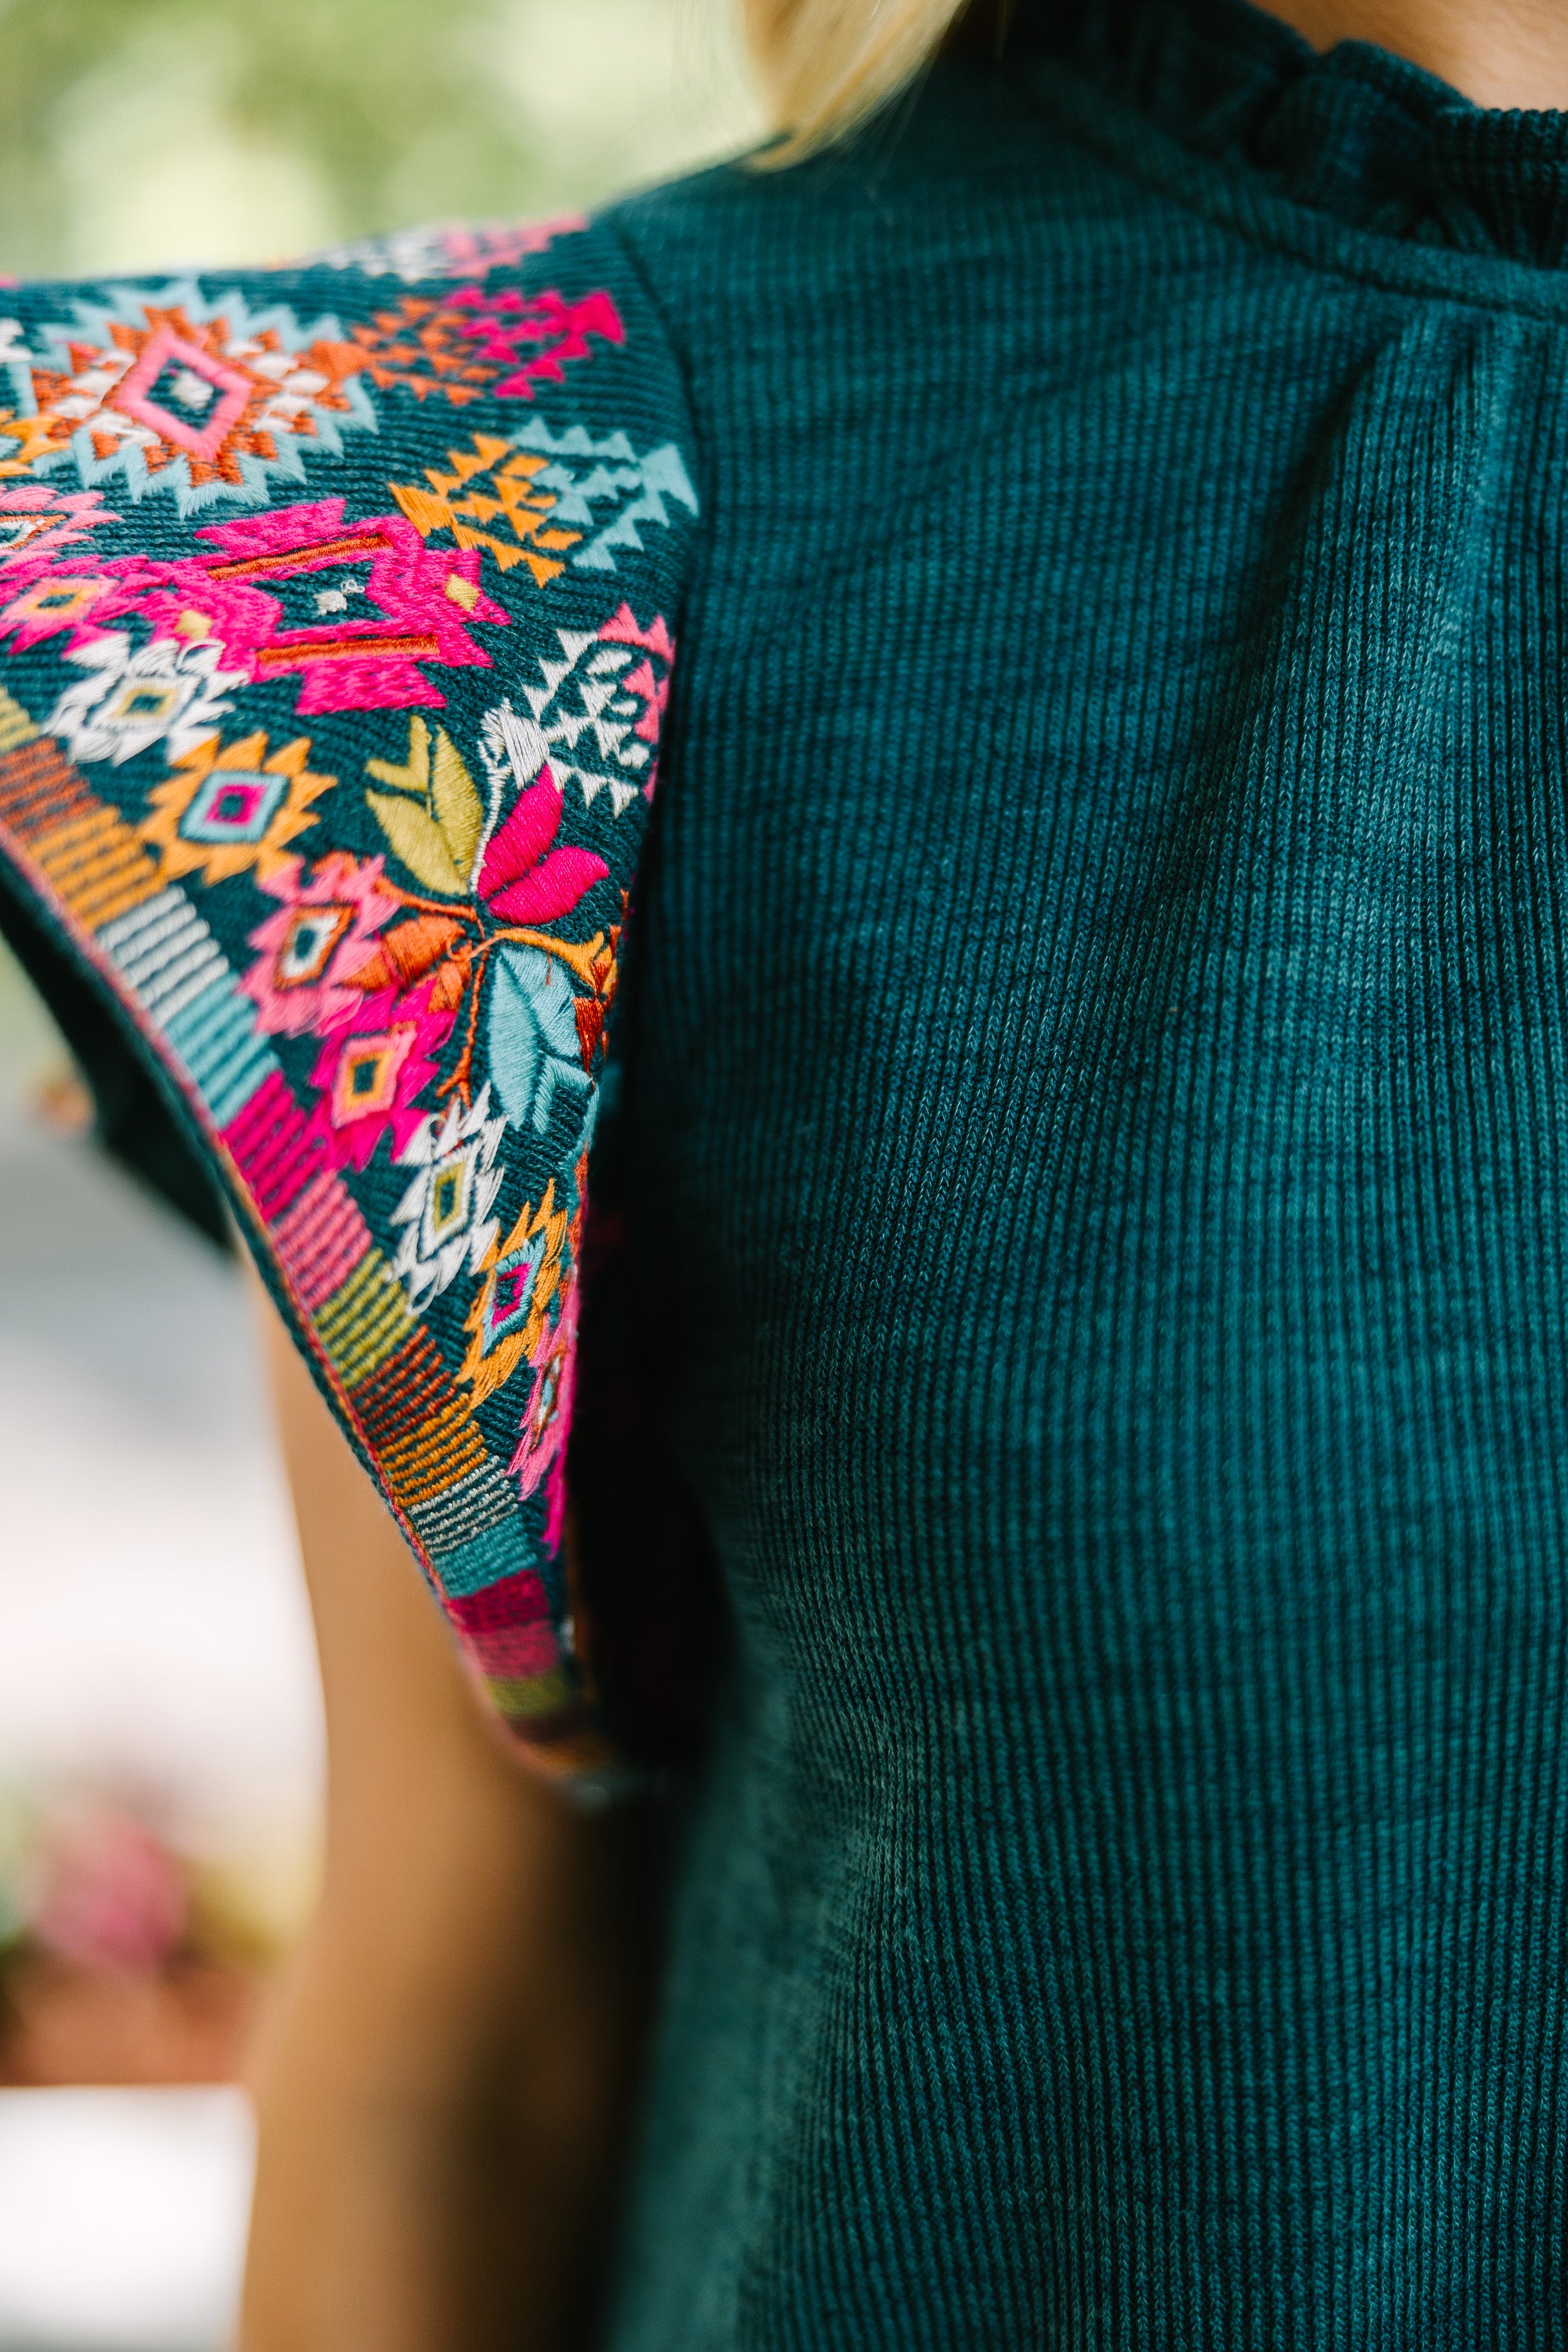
top-left (240, 6), bottom-right (1563, 2345)
top-left (1254, 0), bottom-right (1568, 107)
top-left (241, 1279), bottom-right (661, 2352)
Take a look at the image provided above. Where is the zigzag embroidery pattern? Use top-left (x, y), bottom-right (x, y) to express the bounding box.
top-left (389, 419), bottom-right (698, 588)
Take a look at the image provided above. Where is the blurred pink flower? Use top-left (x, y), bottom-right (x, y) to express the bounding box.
top-left (27, 1803), bottom-right (188, 1974)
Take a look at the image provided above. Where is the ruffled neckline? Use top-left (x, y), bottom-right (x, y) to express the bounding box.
top-left (1016, 0), bottom-right (1568, 269)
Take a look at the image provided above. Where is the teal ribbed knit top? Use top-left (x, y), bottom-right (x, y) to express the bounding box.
top-left (605, 10), bottom-right (1568, 2340)
top-left (7, 1), bottom-right (1568, 2340)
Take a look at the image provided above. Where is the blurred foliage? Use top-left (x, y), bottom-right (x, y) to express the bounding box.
top-left (0, 0), bottom-right (761, 277)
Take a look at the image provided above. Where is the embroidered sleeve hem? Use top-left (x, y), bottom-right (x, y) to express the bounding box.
top-left (0, 216), bottom-right (702, 1795)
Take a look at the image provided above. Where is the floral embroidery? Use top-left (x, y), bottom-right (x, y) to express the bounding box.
top-left (364, 710), bottom-right (488, 895)
top-left (476, 760), bottom-right (608, 924)
top-left (0, 219), bottom-right (699, 1784)
top-left (358, 712), bottom-right (613, 1117)
top-left (486, 939), bottom-right (595, 1134)
top-left (140, 731), bottom-right (334, 885)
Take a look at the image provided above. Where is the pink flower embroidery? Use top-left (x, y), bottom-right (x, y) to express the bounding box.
top-left (477, 760), bottom-right (607, 925)
top-left (305, 978), bottom-right (454, 1171)
top-left (241, 851), bottom-right (401, 1039)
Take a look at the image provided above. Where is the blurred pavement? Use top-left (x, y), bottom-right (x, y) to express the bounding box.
top-left (0, 2088), bottom-right (253, 2351)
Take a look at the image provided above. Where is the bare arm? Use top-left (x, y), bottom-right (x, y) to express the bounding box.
top-left (241, 1278), bottom-right (658, 2352)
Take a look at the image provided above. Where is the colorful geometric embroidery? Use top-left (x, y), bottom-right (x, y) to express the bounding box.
top-left (344, 285), bottom-right (622, 408)
top-left (140, 732), bottom-right (333, 884)
top-left (11, 499), bottom-right (512, 717)
top-left (307, 981), bottom-right (456, 1171)
top-left (240, 851), bottom-right (400, 1038)
top-left (390, 433), bottom-right (586, 586)
top-left (511, 419), bottom-right (698, 572)
top-left (311, 218), bottom-right (586, 283)
top-left (460, 1178), bottom-right (571, 1405)
top-left (390, 419), bottom-right (698, 587)
top-left (48, 633), bottom-right (244, 767)
top-left (0, 219), bottom-right (700, 1789)
top-left (0, 284), bottom-right (376, 513)
top-left (0, 485), bottom-right (118, 573)
top-left (390, 1085), bottom-right (507, 1312)
top-left (480, 604), bottom-right (673, 815)
top-left (148, 498), bottom-right (510, 717)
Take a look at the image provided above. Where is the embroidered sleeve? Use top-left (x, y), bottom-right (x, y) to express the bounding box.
top-left (0, 216), bottom-right (699, 1792)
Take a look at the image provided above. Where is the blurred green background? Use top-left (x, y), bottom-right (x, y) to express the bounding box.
top-left (0, 0), bottom-right (761, 279)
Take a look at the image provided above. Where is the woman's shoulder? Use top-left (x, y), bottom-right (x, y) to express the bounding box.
top-left (600, 56), bottom-right (1125, 374)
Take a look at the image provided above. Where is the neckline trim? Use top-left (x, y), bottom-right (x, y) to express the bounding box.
top-left (1015, 0), bottom-right (1568, 274)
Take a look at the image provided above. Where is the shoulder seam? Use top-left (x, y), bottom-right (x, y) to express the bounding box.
top-left (597, 209), bottom-right (716, 644)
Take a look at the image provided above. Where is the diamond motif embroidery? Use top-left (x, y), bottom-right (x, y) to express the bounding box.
top-left (334, 1029), bottom-right (415, 1123)
top-left (47, 632), bottom-right (243, 766)
top-left (0, 218), bottom-right (702, 1780)
top-left (488, 1232), bottom-right (550, 1343)
top-left (390, 1085), bottom-right (506, 1312)
top-left (274, 904), bottom-right (354, 989)
top-left (178, 769), bottom-right (290, 845)
top-left (10, 284), bottom-right (375, 514)
top-left (140, 731), bottom-right (333, 884)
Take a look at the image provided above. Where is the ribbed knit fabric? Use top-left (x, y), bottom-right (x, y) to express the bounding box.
top-left (592, 8), bottom-right (1568, 2343)
top-left (10, 0), bottom-right (1568, 2339)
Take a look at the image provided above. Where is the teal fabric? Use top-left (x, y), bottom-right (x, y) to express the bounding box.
top-left (12, 0), bottom-right (1568, 2338)
top-left (594, 5), bottom-right (1568, 2343)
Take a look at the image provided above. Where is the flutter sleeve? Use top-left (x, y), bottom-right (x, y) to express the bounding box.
top-left (0, 216), bottom-right (702, 1791)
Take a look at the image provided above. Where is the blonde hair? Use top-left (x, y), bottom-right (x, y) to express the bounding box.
top-left (745, 0), bottom-right (972, 161)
